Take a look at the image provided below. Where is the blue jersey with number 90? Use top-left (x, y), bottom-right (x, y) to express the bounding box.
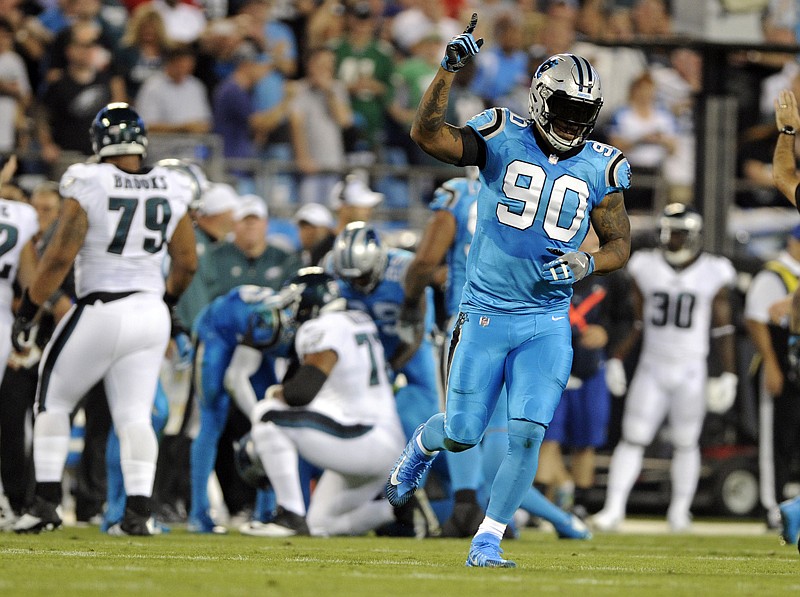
top-left (461, 107), bottom-right (631, 315)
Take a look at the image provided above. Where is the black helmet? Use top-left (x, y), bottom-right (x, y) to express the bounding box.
top-left (90, 102), bottom-right (148, 158)
top-left (284, 266), bottom-right (346, 324)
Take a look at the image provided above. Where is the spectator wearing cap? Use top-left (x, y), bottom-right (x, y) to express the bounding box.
top-left (745, 223), bottom-right (800, 528)
top-left (330, 1), bottom-right (396, 155)
top-left (135, 43), bottom-right (212, 134)
top-left (175, 182), bottom-right (240, 329)
top-left (207, 193), bottom-right (301, 300)
top-left (312, 172), bottom-right (383, 258)
top-left (290, 46), bottom-right (354, 205)
top-left (212, 40), bottom-right (296, 192)
top-left (294, 202), bottom-right (335, 266)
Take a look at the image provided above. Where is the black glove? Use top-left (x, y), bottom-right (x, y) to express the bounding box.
top-left (396, 301), bottom-right (424, 346)
top-left (12, 289), bottom-right (40, 352)
top-left (788, 334), bottom-right (800, 384)
top-left (164, 291), bottom-right (189, 338)
top-left (441, 13), bottom-right (484, 73)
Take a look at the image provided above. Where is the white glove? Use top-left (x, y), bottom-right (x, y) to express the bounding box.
top-left (566, 375), bottom-right (583, 390)
top-left (706, 372), bottom-right (738, 414)
top-left (542, 248), bottom-right (595, 285)
top-left (264, 384), bottom-right (284, 403)
top-left (605, 357), bottom-right (627, 397)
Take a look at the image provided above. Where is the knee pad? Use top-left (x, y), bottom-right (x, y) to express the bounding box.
top-left (445, 411), bottom-right (486, 446)
top-left (507, 418), bottom-right (546, 450)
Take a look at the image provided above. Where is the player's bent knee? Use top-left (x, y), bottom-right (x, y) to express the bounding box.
top-left (445, 412), bottom-right (486, 446)
top-left (508, 418), bottom-right (546, 445)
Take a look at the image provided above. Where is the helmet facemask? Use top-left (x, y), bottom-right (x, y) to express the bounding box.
top-left (528, 54), bottom-right (603, 152)
top-left (659, 205), bottom-right (703, 266)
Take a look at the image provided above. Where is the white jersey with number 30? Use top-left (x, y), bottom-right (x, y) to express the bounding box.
top-left (629, 249), bottom-right (736, 360)
top-left (295, 309), bottom-right (398, 427)
top-left (59, 162), bottom-right (193, 298)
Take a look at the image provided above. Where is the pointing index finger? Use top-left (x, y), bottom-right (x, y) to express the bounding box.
top-left (464, 12), bottom-right (478, 34)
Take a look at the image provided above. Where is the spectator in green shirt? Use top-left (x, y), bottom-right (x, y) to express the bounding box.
top-left (207, 194), bottom-right (302, 299)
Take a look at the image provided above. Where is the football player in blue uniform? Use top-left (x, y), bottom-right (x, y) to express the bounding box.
top-left (188, 285), bottom-right (297, 533)
top-left (387, 14), bottom-right (631, 567)
top-left (330, 223), bottom-right (440, 447)
top-left (403, 173), bottom-right (591, 541)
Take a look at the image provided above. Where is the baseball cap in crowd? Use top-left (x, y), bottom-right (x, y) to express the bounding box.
top-left (329, 174), bottom-right (384, 209)
top-left (294, 202), bottom-right (334, 228)
top-left (348, 1), bottom-right (372, 18)
top-left (236, 194), bottom-right (268, 220)
top-left (198, 183), bottom-right (239, 215)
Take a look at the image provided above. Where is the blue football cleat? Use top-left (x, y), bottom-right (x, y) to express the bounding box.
top-left (386, 425), bottom-right (436, 508)
top-left (554, 513), bottom-right (593, 540)
top-left (465, 533), bottom-right (516, 568)
top-left (779, 496), bottom-right (800, 546)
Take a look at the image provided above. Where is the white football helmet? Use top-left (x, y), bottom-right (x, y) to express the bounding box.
top-left (528, 53), bottom-right (603, 152)
top-left (156, 158), bottom-right (209, 210)
top-left (659, 203), bottom-right (703, 266)
top-left (331, 221), bottom-right (388, 294)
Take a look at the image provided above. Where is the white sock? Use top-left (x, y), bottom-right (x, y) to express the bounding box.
top-left (415, 434), bottom-right (437, 457)
top-left (669, 446), bottom-right (700, 518)
top-left (33, 411), bottom-right (71, 483)
top-left (118, 421), bottom-right (158, 496)
top-left (475, 516), bottom-right (506, 541)
top-left (603, 441), bottom-right (644, 518)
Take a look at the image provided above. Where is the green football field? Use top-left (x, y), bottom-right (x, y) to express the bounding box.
top-left (1, 523), bottom-right (798, 597)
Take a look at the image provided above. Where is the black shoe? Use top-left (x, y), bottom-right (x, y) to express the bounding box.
top-left (440, 501), bottom-right (484, 538)
top-left (378, 495), bottom-right (430, 538)
top-left (156, 502), bottom-right (187, 524)
top-left (240, 506), bottom-right (309, 537)
top-left (13, 497), bottom-right (62, 534)
top-left (108, 506), bottom-right (153, 536)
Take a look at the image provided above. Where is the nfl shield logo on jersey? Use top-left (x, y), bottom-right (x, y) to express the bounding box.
top-left (479, 316), bottom-right (490, 327)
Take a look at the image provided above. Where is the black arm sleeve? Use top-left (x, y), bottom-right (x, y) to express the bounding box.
top-left (282, 364), bottom-right (328, 407)
top-left (456, 126), bottom-right (487, 169)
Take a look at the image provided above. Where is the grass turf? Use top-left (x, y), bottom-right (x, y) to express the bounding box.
top-left (1, 525), bottom-right (798, 597)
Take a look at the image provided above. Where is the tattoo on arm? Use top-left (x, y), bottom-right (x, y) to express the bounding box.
top-left (415, 79), bottom-right (449, 134)
top-left (591, 192), bottom-right (631, 273)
